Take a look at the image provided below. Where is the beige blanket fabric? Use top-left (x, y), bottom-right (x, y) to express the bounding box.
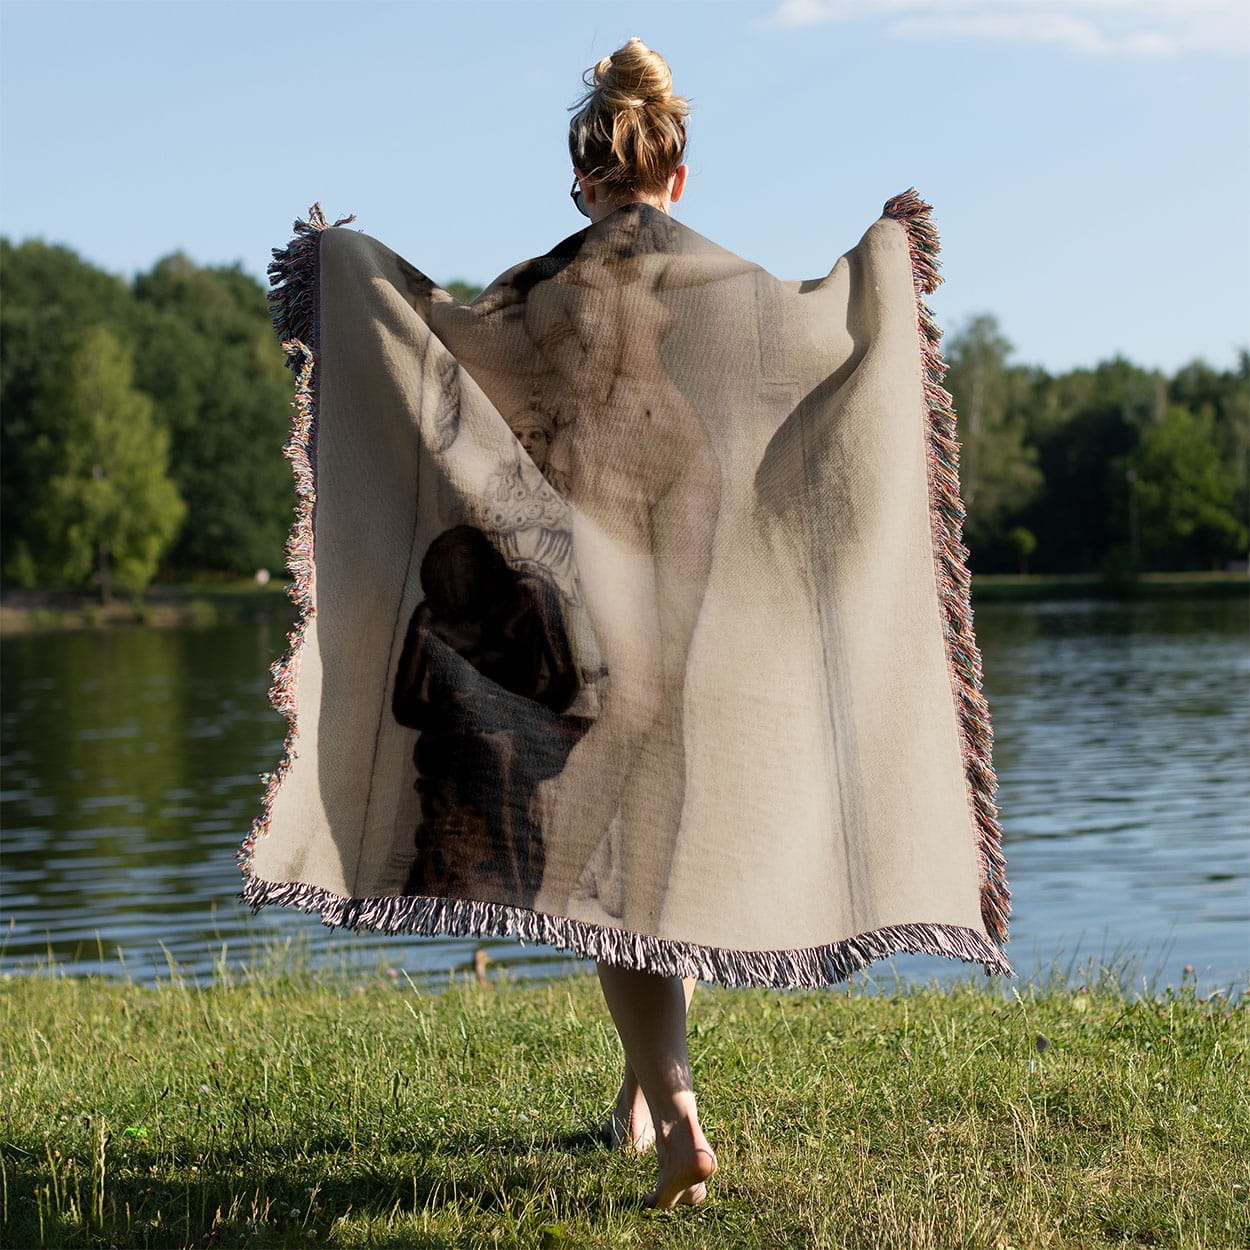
top-left (238, 192), bottom-right (1012, 987)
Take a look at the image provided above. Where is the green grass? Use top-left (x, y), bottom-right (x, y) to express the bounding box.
top-left (1, 957), bottom-right (1246, 1249)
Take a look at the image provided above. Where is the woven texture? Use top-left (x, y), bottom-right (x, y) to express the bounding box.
top-left (238, 194), bottom-right (1012, 988)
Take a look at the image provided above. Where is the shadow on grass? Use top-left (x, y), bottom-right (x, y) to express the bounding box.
top-left (4, 1125), bottom-right (639, 1250)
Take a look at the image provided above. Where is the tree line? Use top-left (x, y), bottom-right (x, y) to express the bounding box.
top-left (944, 315), bottom-right (1247, 576)
top-left (1, 238), bottom-right (1245, 594)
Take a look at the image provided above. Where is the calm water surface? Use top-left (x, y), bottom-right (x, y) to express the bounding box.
top-left (2, 597), bottom-right (1247, 992)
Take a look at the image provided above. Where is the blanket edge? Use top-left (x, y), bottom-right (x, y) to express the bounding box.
top-left (240, 871), bottom-right (1013, 987)
top-left (883, 188), bottom-right (1011, 948)
top-left (236, 205), bottom-right (353, 878)
top-left (237, 197), bottom-right (1015, 989)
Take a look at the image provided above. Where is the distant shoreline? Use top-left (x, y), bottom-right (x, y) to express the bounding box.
top-left (0, 582), bottom-right (293, 635)
top-left (963, 569), bottom-right (1248, 601)
top-left (0, 570), bottom-right (1245, 635)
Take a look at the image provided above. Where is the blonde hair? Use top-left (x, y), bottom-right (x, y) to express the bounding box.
top-left (568, 37), bottom-right (688, 197)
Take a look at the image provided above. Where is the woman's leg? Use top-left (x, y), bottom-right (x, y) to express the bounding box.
top-left (595, 963), bottom-right (716, 1208)
top-left (602, 976), bottom-right (696, 1151)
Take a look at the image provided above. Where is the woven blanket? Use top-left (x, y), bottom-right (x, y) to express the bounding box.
top-left (238, 191), bottom-right (1012, 988)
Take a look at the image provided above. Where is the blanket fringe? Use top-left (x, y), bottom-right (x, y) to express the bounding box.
top-left (240, 872), bottom-right (1014, 989)
top-left (883, 188), bottom-right (1011, 948)
top-left (239, 197), bottom-right (1014, 987)
top-left (265, 203), bottom-right (355, 359)
top-left (237, 204), bottom-right (349, 876)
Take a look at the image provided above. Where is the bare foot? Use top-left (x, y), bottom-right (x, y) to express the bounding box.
top-left (600, 1079), bottom-right (655, 1151)
top-left (643, 1116), bottom-right (717, 1210)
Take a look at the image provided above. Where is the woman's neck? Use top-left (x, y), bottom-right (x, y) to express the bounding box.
top-left (587, 193), bottom-right (670, 224)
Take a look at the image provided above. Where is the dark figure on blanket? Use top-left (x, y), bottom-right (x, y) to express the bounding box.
top-left (392, 525), bottom-right (589, 906)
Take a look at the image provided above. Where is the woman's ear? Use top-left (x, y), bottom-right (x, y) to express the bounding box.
top-left (669, 164), bottom-right (688, 203)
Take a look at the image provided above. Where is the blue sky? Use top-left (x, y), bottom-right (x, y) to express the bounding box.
top-left (2, 0), bottom-right (1246, 374)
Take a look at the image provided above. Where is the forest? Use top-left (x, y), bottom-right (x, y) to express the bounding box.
top-left (1, 237), bottom-right (1246, 594)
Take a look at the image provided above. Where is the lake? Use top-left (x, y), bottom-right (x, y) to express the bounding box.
top-left (2, 596), bottom-right (1247, 994)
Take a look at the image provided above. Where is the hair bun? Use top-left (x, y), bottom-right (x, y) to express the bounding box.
top-left (569, 37), bottom-right (689, 196)
top-left (594, 36), bottom-right (673, 109)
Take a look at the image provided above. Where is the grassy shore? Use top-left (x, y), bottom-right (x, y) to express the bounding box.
top-left (1, 961), bottom-right (1245, 1249)
top-left (0, 582), bottom-right (293, 634)
top-left (1, 570), bottom-right (1244, 634)
top-left (967, 569), bottom-right (1247, 602)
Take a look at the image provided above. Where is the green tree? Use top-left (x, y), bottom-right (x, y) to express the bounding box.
top-left (131, 255), bottom-right (294, 575)
top-left (1, 239), bottom-right (139, 581)
top-left (1020, 357), bottom-right (1163, 573)
top-left (1127, 404), bottom-right (1246, 570)
top-left (24, 326), bottom-right (185, 596)
top-left (1006, 526), bottom-right (1037, 574)
top-left (444, 279), bottom-right (483, 303)
top-left (942, 315), bottom-right (1044, 563)
top-left (1169, 353), bottom-right (1250, 537)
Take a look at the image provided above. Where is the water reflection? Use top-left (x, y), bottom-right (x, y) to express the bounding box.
top-left (966, 596), bottom-right (1249, 993)
top-left (1, 597), bottom-right (1246, 992)
top-left (0, 623), bottom-right (583, 986)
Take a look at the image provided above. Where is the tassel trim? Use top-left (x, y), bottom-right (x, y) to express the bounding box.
top-left (239, 199), bottom-right (1014, 988)
top-left (237, 204), bottom-right (351, 877)
top-left (883, 188), bottom-right (1012, 948)
top-left (265, 202), bottom-right (356, 358)
top-left (240, 873), bottom-right (1014, 988)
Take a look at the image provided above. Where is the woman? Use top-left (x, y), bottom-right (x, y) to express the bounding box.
top-left (246, 30), bottom-right (1012, 1220)
top-left (552, 36), bottom-right (719, 1209)
top-left (392, 36), bottom-right (720, 1205)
